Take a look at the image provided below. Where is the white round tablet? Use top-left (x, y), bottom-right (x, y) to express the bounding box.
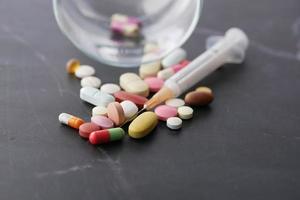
top-left (178, 106), bottom-right (193, 120)
top-left (81, 76), bottom-right (101, 88)
top-left (75, 65), bottom-right (95, 78)
top-left (92, 106), bottom-right (107, 116)
top-left (165, 98), bottom-right (185, 108)
top-left (100, 83), bottom-right (121, 94)
top-left (120, 100), bottom-right (138, 119)
top-left (167, 117), bottom-right (182, 130)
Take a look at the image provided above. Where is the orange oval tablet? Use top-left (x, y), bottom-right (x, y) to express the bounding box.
top-left (107, 102), bottom-right (125, 126)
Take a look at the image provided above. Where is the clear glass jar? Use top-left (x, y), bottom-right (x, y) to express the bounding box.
top-left (53, 0), bottom-right (202, 67)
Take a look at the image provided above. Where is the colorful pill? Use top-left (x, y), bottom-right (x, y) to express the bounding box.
top-left (91, 115), bottom-right (114, 129)
top-left (196, 86), bottom-right (212, 94)
top-left (92, 106), bottom-right (107, 116)
top-left (139, 54), bottom-right (161, 79)
top-left (165, 98), bottom-right (185, 108)
top-left (100, 83), bottom-right (121, 94)
top-left (81, 76), bottom-right (101, 88)
top-left (79, 122), bottom-right (101, 139)
top-left (157, 60), bottom-right (190, 80)
top-left (107, 102), bottom-right (126, 126)
top-left (161, 48), bottom-right (187, 68)
top-left (177, 106), bottom-right (193, 120)
top-left (66, 58), bottom-right (80, 74)
top-left (58, 113), bottom-right (85, 129)
top-left (120, 100), bottom-right (138, 119)
top-left (120, 73), bottom-right (149, 97)
top-left (154, 105), bottom-right (178, 121)
top-left (80, 87), bottom-right (115, 107)
top-left (184, 91), bottom-right (214, 106)
top-left (114, 91), bottom-right (148, 108)
top-left (75, 65), bottom-right (95, 78)
top-left (89, 128), bottom-right (125, 145)
top-left (144, 77), bottom-right (164, 92)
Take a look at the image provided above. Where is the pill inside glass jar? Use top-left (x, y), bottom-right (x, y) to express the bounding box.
top-left (53, 0), bottom-right (202, 67)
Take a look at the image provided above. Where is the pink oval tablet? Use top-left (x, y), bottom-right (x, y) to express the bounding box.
top-left (91, 116), bottom-right (114, 129)
top-left (144, 77), bottom-right (164, 92)
top-left (154, 105), bottom-right (177, 121)
top-left (79, 122), bottom-right (101, 139)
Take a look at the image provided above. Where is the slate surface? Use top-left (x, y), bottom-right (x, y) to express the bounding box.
top-left (0, 0), bottom-right (299, 200)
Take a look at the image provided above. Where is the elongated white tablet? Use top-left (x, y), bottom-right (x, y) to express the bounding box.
top-left (92, 106), bottom-right (108, 116)
top-left (81, 76), bottom-right (101, 88)
top-left (167, 117), bottom-right (182, 130)
top-left (120, 100), bottom-right (138, 119)
top-left (162, 48), bottom-right (187, 68)
top-left (75, 65), bottom-right (95, 78)
top-left (100, 83), bottom-right (121, 94)
top-left (80, 87), bottom-right (115, 107)
top-left (165, 98), bottom-right (185, 108)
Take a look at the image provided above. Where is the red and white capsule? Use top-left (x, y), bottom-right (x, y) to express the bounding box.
top-left (157, 60), bottom-right (190, 80)
top-left (58, 113), bottom-right (85, 129)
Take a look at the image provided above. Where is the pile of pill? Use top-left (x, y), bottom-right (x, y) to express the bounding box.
top-left (110, 14), bottom-right (142, 38)
top-left (59, 47), bottom-right (214, 145)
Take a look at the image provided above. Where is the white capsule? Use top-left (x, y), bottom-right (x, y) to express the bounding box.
top-left (167, 117), bottom-right (182, 130)
top-left (92, 106), bottom-right (108, 116)
top-left (80, 76), bottom-right (101, 88)
top-left (75, 65), bottom-right (95, 78)
top-left (58, 113), bottom-right (72, 124)
top-left (162, 48), bottom-right (187, 68)
top-left (80, 87), bottom-right (115, 107)
top-left (100, 83), bottom-right (121, 94)
top-left (120, 100), bottom-right (138, 119)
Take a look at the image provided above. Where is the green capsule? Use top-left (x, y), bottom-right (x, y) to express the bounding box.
top-left (109, 128), bottom-right (125, 141)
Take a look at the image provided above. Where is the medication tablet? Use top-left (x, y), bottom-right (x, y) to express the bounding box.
top-left (120, 100), bottom-right (138, 119)
top-left (92, 106), bottom-right (107, 116)
top-left (162, 48), bottom-right (187, 68)
top-left (107, 102), bottom-right (125, 126)
top-left (100, 83), bottom-right (121, 94)
top-left (196, 86), bottom-right (212, 94)
top-left (128, 111), bottom-right (158, 139)
top-left (80, 76), bottom-right (101, 88)
top-left (144, 77), bottom-right (164, 92)
top-left (66, 58), bottom-right (80, 74)
top-left (184, 91), bottom-right (214, 106)
top-left (154, 105), bottom-right (177, 121)
top-left (89, 128), bottom-right (125, 145)
top-left (139, 55), bottom-right (161, 79)
top-left (80, 87), bottom-right (115, 107)
top-left (167, 117), bottom-right (182, 130)
top-left (79, 122), bottom-right (101, 139)
top-left (58, 113), bottom-right (85, 129)
top-left (119, 73), bottom-right (149, 97)
top-left (165, 98), bottom-right (185, 108)
top-left (75, 65), bottom-right (95, 78)
top-left (91, 116), bottom-right (114, 129)
top-left (114, 91), bottom-right (148, 108)
top-left (178, 106), bottom-right (193, 120)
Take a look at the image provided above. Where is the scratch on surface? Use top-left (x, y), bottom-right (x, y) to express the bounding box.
top-left (195, 27), bottom-right (299, 61)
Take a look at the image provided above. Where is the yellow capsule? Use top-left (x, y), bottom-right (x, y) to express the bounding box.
top-left (66, 58), bottom-right (80, 74)
top-left (128, 111), bottom-right (158, 139)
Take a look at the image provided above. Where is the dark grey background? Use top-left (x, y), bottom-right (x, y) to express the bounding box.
top-left (0, 0), bottom-right (299, 200)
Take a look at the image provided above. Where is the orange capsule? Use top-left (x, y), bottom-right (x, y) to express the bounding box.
top-left (66, 58), bottom-right (80, 74)
top-left (58, 113), bottom-right (85, 129)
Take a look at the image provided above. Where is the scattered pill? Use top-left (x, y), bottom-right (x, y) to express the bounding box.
top-left (114, 91), bottom-right (148, 108)
top-left (91, 115), bottom-right (114, 129)
top-left (58, 113), bottom-right (85, 129)
top-left (196, 86), bottom-right (212, 94)
top-left (89, 128), bottom-right (125, 145)
top-left (178, 106), bottom-right (194, 120)
top-left (110, 14), bottom-right (141, 38)
top-left (100, 83), bottom-right (121, 94)
top-left (157, 60), bottom-right (190, 80)
top-left (75, 65), bottom-right (95, 78)
top-left (144, 77), bottom-right (164, 92)
top-left (107, 102), bottom-right (125, 126)
top-left (120, 73), bottom-right (149, 97)
top-left (184, 91), bottom-right (214, 106)
top-left (66, 58), bottom-right (80, 74)
top-left (154, 105), bottom-right (177, 121)
top-left (162, 48), bottom-right (187, 68)
top-left (80, 76), bottom-right (101, 88)
top-left (80, 87), bottom-right (115, 107)
top-left (120, 100), bottom-right (138, 119)
top-left (128, 111), bottom-right (158, 139)
top-left (92, 106), bottom-right (108, 116)
top-left (166, 117), bottom-right (182, 130)
top-left (165, 98), bottom-right (185, 108)
top-left (144, 42), bottom-right (160, 54)
top-left (79, 122), bottom-right (101, 139)
top-left (139, 55), bottom-right (161, 79)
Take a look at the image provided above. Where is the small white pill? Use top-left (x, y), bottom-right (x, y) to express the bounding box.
top-left (80, 87), bottom-right (115, 107)
top-left (75, 65), bottom-right (95, 78)
top-left (92, 106), bottom-right (108, 116)
top-left (178, 106), bottom-right (194, 120)
top-left (166, 117), bottom-right (182, 130)
top-left (80, 76), bottom-right (101, 88)
top-left (165, 98), bottom-right (185, 108)
top-left (120, 100), bottom-right (138, 119)
top-left (162, 48), bottom-right (187, 68)
top-left (100, 83), bottom-right (121, 94)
